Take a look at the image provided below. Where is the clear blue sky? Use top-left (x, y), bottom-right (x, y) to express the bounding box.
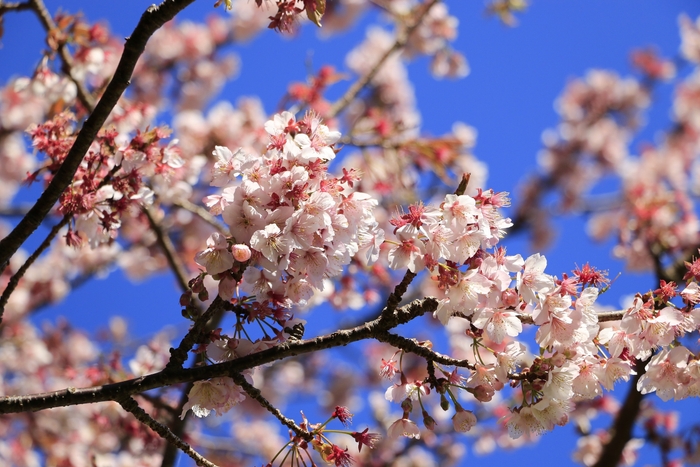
top-left (2, 1), bottom-right (700, 466)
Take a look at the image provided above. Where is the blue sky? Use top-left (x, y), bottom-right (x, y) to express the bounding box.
top-left (3, 1), bottom-right (700, 465)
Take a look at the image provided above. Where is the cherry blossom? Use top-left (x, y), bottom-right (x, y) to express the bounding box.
top-left (4, 3), bottom-right (700, 467)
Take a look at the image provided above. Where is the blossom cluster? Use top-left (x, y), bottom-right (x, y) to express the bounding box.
top-left (26, 111), bottom-right (188, 247)
top-left (194, 110), bottom-right (383, 308)
top-left (377, 190), bottom-right (700, 444)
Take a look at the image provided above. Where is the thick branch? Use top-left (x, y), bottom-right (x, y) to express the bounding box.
top-left (383, 269), bottom-right (416, 316)
top-left (165, 296), bottom-right (227, 371)
top-left (0, 0), bottom-right (196, 271)
top-left (0, 297), bottom-right (438, 414)
top-left (591, 358), bottom-right (649, 467)
top-left (118, 396), bottom-right (219, 467)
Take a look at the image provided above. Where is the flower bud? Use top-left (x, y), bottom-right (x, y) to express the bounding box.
top-left (179, 291), bottom-right (192, 306)
top-left (501, 288), bottom-right (519, 307)
top-left (440, 393), bottom-right (450, 411)
top-left (400, 398), bottom-right (413, 413)
top-left (472, 385), bottom-right (494, 402)
top-left (198, 288), bottom-right (209, 301)
top-left (531, 379), bottom-right (546, 391)
top-left (422, 410), bottom-right (437, 430)
top-left (232, 244), bottom-right (252, 262)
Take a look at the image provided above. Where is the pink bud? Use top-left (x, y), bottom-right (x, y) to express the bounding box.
top-left (501, 288), bottom-right (519, 307)
top-left (473, 385), bottom-right (494, 402)
top-left (422, 410), bottom-right (437, 430)
top-left (232, 244), bottom-right (252, 262)
top-left (179, 291), bottom-right (192, 306)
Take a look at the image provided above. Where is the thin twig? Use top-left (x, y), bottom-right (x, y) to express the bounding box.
top-left (171, 199), bottom-right (228, 234)
top-left (326, 0), bottom-right (441, 118)
top-left (377, 332), bottom-right (476, 371)
top-left (230, 372), bottom-right (312, 441)
top-left (118, 396), bottom-right (219, 467)
top-left (0, 0), bottom-right (197, 273)
top-left (143, 205), bottom-right (190, 293)
top-left (515, 309), bottom-right (626, 325)
top-left (28, 0), bottom-right (95, 110)
top-left (0, 214), bottom-right (70, 319)
top-left (0, 1), bottom-right (31, 15)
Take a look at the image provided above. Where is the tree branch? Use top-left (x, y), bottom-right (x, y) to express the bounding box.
top-left (165, 296), bottom-right (228, 371)
top-left (591, 357), bottom-right (649, 467)
top-left (161, 296), bottom-right (230, 467)
top-left (229, 372), bottom-right (312, 441)
top-left (28, 0), bottom-right (95, 110)
top-left (0, 297), bottom-right (438, 414)
top-left (327, 0), bottom-right (441, 118)
top-left (143, 205), bottom-right (191, 293)
top-left (376, 331), bottom-right (476, 371)
top-left (171, 199), bottom-right (228, 234)
top-left (0, 0), bottom-right (196, 271)
top-left (0, 0), bottom-right (31, 15)
top-left (118, 396), bottom-right (219, 467)
top-left (0, 214), bottom-right (70, 319)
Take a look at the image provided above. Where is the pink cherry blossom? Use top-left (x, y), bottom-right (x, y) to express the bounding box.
top-left (387, 418), bottom-right (421, 439)
top-left (194, 232), bottom-right (234, 274)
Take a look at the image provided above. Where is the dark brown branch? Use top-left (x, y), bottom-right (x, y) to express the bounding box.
top-left (591, 357), bottom-right (649, 467)
top-left (165, 296), bottom-right (228, 371)
top-left (160, 385), bottom-right (194, 467)
top-left (161, 298), bottom-right (230, 467)
top-left (28, 0), bottom-right (95, 110)
top-left (376, 332), bottom-right (476, 371)
top-left (229, 372), bottom-right (311, 441)
top-left (0, 0), bottom-right (196, 272)
top-left (376, 330), bottom-right (533, 381)
top-left (143, 205), bottom-right (190, 293)
top-left (516, 310), bottom-right (626, 325)
top-left (0, 297), bottom-right (438, 414)
top-left (0, 214), bottom-right (70, 318)
top-left (383, 270), bottom-right (417, 316)
top-left (118, 396), bottom-right (219, 467)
